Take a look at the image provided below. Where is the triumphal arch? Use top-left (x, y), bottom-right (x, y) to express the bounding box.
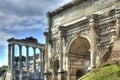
top-left (44, 0), bottom-right (120, 80)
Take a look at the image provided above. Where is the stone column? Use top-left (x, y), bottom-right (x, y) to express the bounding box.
top-left (43, 12), bottom-right (52, 80)
top-left (18, 45), bottom-right (22, 69)
top-left (58, 26), bottom-right (65, 80)
top-left (26, 46), bottom-right (29, 78)
top-left (11, 44), bottom-right (15, 80)
top-left (88, 14), bottom-right (99, 69)
top-left (33, 47), bottom-right (37, 79)
top-left (115, 9), bottom-right (120, 39)
top-left (8, 44), bottom-right (11, 69)
top-left (40, 49), bottom-right (44, 80)
top-left (33, 47), bottom-right (36, 72)
top-left (43, 32), bottom-right (49, 80)
top-left (26, 46), bottom-right (29, 71)
top-left (11, 44), bottom-right (15, 70)
top-left (18, 45), bottom-right (23, 80)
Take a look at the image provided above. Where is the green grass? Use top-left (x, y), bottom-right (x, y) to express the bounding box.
top-left (79, 64), bottom-right (120, 80)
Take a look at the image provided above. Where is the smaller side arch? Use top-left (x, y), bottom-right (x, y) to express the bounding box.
top-left (76, 69), bottom-right (85, 80)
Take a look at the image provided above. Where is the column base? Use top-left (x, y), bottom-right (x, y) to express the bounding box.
top-left (27, 71), bottom-right (30, 78)
top-left (40, 72), bottom-right (44, 80)
top-left (44, 70), bottom-right (52, 80)
top-left (58, 68), bottom-right (65, 73)
top-left (87, 65), bottom-right (95, 71)
top-left (10, 69), bottom-right (15, 80)
top-left (44, 70), bottom-right (51, 75)
top-left (19, 70), bottom-right (23, 80)
top-left (58, 70), bottom-right (66, 80)
top-left (34, 73), bottom-right (38, 79)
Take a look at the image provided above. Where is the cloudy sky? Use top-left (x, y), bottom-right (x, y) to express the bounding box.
top-left (0, 0), bottom-right (71, 67)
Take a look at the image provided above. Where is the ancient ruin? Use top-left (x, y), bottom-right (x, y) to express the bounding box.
top-left (6, 37), bottom-right (45, 80)
top-left (44, 0), bottom-right (120, 80)
top-left (4, 0), bottom-right (120, 80)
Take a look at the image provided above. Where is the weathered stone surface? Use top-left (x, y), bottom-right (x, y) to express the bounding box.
top-left (45, 0), bottom-right (120, 80)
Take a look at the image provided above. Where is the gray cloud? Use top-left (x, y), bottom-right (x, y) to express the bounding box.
top-left (0, 0), bottom-right (71, 66)
top-left (0, 30), bottom-right (14, 45)
top-left (0, 0), bottom-right (71, 17)
top-left (0, 0), bottom-right (71, 44)
top-left (0, 0), bottom-right (71, 31)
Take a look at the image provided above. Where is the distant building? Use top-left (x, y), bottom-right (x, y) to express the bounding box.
top-left (6, 37), bottom-right (45, 80)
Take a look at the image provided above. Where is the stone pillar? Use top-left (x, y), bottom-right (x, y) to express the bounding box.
top-left (18, 45), bottom-right (22, 69)
top-left (58, 26), bottom-right (65, 80)
top-left (33, 47), bottom-right (37, 79)
top-left (33, 47), bottom-right (36, 72)
top-left (115, 9), bottom-right (120, 39)
top-left (26, 46), bottom-right (29, 70)
top-left (26, 46), bottom-right (29, 78)
top-left (44, 32), bottom-right (49, 80)
top-left (88, 14), bottom-right (99, 69)
top-left (11, 44), bottom-right (15, 80)
top-left (8, 44), bottom-right (11, 69)
top-left (11, 44), bottom-right (15, 70)
top-left (40, 49), bottom-right (44, 80)
top-left (18, 45), bottom-right (23, 80)
top-left (43, 12), bottom-right (52, 80)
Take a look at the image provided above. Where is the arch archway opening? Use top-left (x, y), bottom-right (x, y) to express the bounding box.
top-left (69, 37), bottom-right (90, 57)
top-left (68, 37), bottom-right (90, 80)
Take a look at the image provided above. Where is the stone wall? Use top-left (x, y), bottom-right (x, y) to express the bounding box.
top-left (107, 39), bottom-right (120, 63)
top-left (51, 0), bottom-right (118, 27)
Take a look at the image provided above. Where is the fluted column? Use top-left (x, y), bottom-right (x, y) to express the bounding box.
top-left (43, 32), bottom-right (49, 80)
top-left (58, 26), bottom-right (66, 80)
top-left (44, 32), bottom-right (48, 73)
top-left (43, 12), bottom-right (52, 80)
top-left (33, 47), bottom-right (36, 71)
top-left (8, 44), bottom-right (11, 69)
top-left (26, 46), bottom-right (29, 71)
top-left (11, 44), bottom-right (15, 70)
top-left (116, 9), bottom-right (120, 39)
top-left (88, 14), bottom-right (99, 69)
top-left (58, 30), bottom-right (63, 72)
top-left (18, 45), bottom-right (22, 69)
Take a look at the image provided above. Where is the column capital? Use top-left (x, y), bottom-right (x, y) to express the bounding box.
top-left (44, 32), bottom-right (49, 37)
top-left (25, 46), bottom-right (29, 48)
top-left (18, 44), bottom-right (22, 47)
top-left (8, 44), bottom-right (12, 47)
top-left (44, 32), bottom-right (51, 43)
top-left (58, 26), bottom-right (67, 37)
top-left (88, 14), bottom-right (98, 23)
top-left (11, 43), bottom-right (15, 46)
top-left (32, 47), bottom-right (36, 50)
top-left (39, 48), bottom-right (44, 52)
top-left (115, 9), bottom-right (120, 18)
top-left (46, 12), bottom-right (52, 17)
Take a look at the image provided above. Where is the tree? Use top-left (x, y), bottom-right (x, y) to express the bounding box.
top-left (0, 65), bottom-right (8, 76)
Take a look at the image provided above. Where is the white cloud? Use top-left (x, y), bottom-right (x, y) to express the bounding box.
top-left (0, 0), bottom-right (72, 46)
top-left (0, 0), bottom-right (71, 31)
top-left (0, 31), bottom-right (14, 45)
top-left (0, 0), bottom-right (71, 66)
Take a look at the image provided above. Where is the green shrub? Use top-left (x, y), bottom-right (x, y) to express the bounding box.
top-left (80, 64), bottom-right (120, 80)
